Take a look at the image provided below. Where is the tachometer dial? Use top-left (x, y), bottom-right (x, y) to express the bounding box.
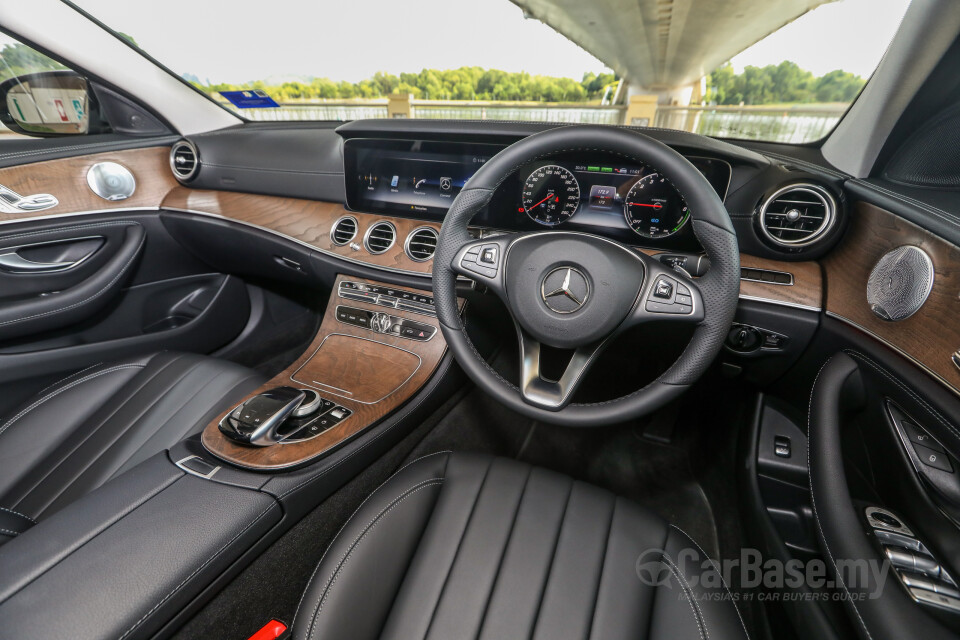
top-left (623, 173), bottom-right (690, 238)
top-left (521, 165), bottom-right (581, 226)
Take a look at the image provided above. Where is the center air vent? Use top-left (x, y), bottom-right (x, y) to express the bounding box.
top-left (169, 140), bottom-right (199, 182)
top-left (404, 227), bottom-right (439, 262)
top-left (759, 184), bottom-right (836, 247)
top-left (364, 221), bottom-right (396, 254)
top-left (331, 216), bottom-right (358, 245)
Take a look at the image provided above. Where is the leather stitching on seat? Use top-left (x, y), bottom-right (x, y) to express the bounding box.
top-left (117, 498), bottom-right (280, 640)
top-left (670, 524), bottom-right (750, 639)
top-left (421, 457), bottom-right (494, 639)
top-left (0, 506), bottom-right (36, 524)
top-left (0, 364), bottom-right (146, 440)
top-left (475, 465), bottom-right (533, 637)
top-left (0, 527), bottom-right (21, 537)
top-left (9, 356), bottom-right (190, 516)
top-left (807, 357), bottom-right (875, 640)
top-left (529, 476), bottom-right (574, 637)
top-left (305, 478), bottom-right (446, 640)
top-left (584, 494), bottom-right (617, 638)
top-left (0, 230), bottom-right (145, 328)
top-left (661, 555), bottom-right (708, 640)
top-left (290, 450), bottom-right (453, 630)
top-left (32, 357), bottom-right (207, 512)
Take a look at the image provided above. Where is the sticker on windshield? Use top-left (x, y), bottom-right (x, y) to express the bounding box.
top-left (219, 90), bottom-right (280, 109)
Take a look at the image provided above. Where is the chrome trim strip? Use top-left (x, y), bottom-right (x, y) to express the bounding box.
top-left (174, 455), bottom-right (220, 480)
top-left (363, 220), bottom-right (397, 255)
top-left (738, 293), bottom-right (821, 313)
top-left (740, 270), bottom-right (794, 286)
top-left (289, 332), bottom-right (422, 405)
top-left (403, 225), bottom-right (439, 262)
top-left (759, 183), bottom-right (837, 248)
top-left (330, 215), bottom-right (358, 246)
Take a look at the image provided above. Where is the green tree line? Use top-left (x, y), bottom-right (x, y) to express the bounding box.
top-left (195, 68), bottom-right (619, 103)
top-left (707, 61), bottom-right (865, 105)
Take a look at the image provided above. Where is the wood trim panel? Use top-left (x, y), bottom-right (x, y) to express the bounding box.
top-left (201, 274), bottom-right (456, 470)
top-left (739, 254), bottom-right (822, 310)
top-left (823, 201), bottom-right (960, 393)
top-left (0, 147), bottom-right (176, 222)
top-left (161, 187), bottom-right (440, 274)
top-left (642, 249), bottom-right (822, 310)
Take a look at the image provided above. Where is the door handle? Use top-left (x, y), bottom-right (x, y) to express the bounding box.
top-left (0, 252), bottom-right (79, 272)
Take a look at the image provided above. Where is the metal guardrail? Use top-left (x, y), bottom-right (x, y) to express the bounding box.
top-left (654, 105), bottom-right (847, 144)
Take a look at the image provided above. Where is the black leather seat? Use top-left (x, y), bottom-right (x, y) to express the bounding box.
top-left (0, 351), bottom-right (264, 540)
top-left (293, 451), bottom-right (749, 640)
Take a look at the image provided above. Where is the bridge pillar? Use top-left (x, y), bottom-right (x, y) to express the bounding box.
top-left (388, 93), bottom-right (413, 118)
top-left (623, 95), bottom-right (658, 126)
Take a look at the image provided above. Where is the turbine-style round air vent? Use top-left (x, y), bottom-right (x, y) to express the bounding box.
top-left (363, 221), bottom-right (396, 254)
top-left (331, 216), bottom-right (358, 246)
top-left (404, 227), bottom-right (439, 262)
top-left (759, 184), bottom-right (836, 247)
top-left (169, 140), bottom-right (199, 182)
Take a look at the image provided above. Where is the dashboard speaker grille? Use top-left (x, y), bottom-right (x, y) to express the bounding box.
top-left (170, 140), bottom-right (199, 181)
top-left (331, 216), bottom-right (358, 245)
top-left (364, 222), bottom-right (396, 254)
top-left (404, 227), bottom-right (438, 262)
top-left (867, 245), bottom-right (934, 321)
top-left (759, 184), bottom-right (835, 247)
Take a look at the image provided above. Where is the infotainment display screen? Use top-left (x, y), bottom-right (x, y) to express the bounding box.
top-left (343, 139), bottom-right (506, 218)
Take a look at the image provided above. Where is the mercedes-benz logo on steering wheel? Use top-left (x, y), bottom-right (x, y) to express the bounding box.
top-left (541, 266), bottom-right (589, 314)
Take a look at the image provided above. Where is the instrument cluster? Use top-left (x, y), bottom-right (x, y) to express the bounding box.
top-left (478, 154), bottom-right (730, 249)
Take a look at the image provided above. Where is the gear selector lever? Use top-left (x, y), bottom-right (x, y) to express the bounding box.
top-left (219, 386), bottom-right (306, 446)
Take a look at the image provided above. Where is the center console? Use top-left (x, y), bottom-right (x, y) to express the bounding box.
top-left (201, 274), bottom-right (458, 470)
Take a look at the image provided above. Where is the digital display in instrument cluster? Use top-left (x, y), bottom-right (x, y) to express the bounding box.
top-left (501, 157), bottom-right (729, 242)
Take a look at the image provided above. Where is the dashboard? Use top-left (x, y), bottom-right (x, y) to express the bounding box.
top-left (344, 138), bottom-right (731, 250)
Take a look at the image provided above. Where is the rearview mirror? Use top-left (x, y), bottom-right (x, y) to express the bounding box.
top-left (0, 70), bottom-right (99, 137)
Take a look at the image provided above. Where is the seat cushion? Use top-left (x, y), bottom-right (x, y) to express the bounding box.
top-left (0, 352), bottom-right (264, 524)
top-left (293, 451), bottom-right (749, 640)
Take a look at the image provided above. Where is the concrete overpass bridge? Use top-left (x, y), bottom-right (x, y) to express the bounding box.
top-left (509, 0), bottom-right (835, 115)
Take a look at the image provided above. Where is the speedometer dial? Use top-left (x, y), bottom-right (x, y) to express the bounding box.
top-left (623, 173), bottom-right (690, 238)
top-left (521, 165), bottom-right (581, 226)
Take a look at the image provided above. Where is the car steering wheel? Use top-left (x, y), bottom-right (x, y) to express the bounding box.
top-left (432, 125), bottom-right (740, 426)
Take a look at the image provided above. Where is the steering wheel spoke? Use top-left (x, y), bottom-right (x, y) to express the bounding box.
top-left (450, 235), bottom-right (514, 298)
top-left (625, 255), bottom-right (705, 329)
top-left (517, 325), bottom-right (607, 411)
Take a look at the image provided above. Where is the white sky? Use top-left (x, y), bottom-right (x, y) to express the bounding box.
top-left (60, 0), bottom-right (911, 84)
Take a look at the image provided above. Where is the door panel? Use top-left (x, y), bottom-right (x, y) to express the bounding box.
top-left (0, 143), bottom-right (252, 405)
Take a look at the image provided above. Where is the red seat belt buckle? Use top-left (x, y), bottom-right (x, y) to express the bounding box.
top-left (247, 619), bottom-right (287, 640)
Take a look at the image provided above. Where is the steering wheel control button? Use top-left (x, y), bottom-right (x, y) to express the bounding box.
top-left (645, 276), bottom-right (693, 315)
top-left (653, 279), bottom-right (673, 300)
top-left (460, 243), bottom-right (500, 279)
top-left (914, 443), bottom-right (953, 472)
top-left (541, 266), bottom-right (590, 314)
top-left (480, 246), bottom-right (498, 265)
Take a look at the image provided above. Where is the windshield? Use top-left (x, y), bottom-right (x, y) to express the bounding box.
top-left (71, 0), bottom-right (910, 144)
